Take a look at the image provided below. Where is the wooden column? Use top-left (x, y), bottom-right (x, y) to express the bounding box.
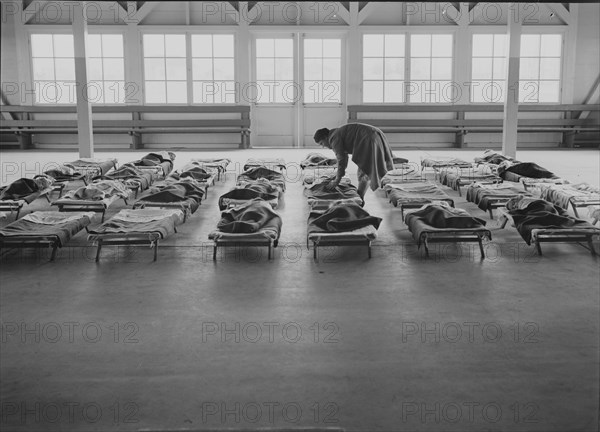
top-left (72, 1), bottom-right (94, 158)
top-left (502, 3), bottom-right (522, 159)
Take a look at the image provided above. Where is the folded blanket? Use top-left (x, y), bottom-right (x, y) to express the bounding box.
top-left (138, 181), bottom-right (204, 204)
top-left (89, 209), bottom-right (182, 238)
top-left (506, 197), bottom-right (595, 244)
top-left (0, 211), bottom-right (93, 246)
top-left (239, 167), bottom-right (285, 182)
top-left (305, 180), bottom-right (362, 202)
top-left (406, 204), bottom-right (487, 229)
top-left (64, 180), bottom-right (130, 201)
top-left (0, 177), bottom-right (53, 203)
top-left (217, 199), bottom-right (282, 234)
top-left (309, 203), bottom-right (381, 232)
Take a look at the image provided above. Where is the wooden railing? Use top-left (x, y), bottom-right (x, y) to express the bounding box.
top-left (348, 104), bottom-right (600, 147)
top-left (0, 105), bottom-right (251, 149)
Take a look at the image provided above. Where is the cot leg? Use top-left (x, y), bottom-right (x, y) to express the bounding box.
top-left (174, 226), bottom-right (178, 233)
top-left (153, 241), bottom-right (158, 261)
top-left (535, 240), bottom-right (542, 256)
top-left (457, 185), bottom-right (462, 197)
top-left (268, 243), bottom-right (272, 260)
top-left (367, 241), bottom-right (372, 259)
top-left (45, 194), bottom-right (51, 203)
top-left (478, 237), bottom-right (485, 259)
top-left (571, 203), bottom-right (580, 218)
top-left (314, 244), bottom-right (318, 261)
top-left (499, 215), bottom-right (508, 229)
top-left (101, 211), bottom-right (105, 223)
top-left (15, 208), bottom-right (21, 220)
top-left (95, 241), bottom-right (102, 262)
top-left (423, 238), bottom-right (430, 258)
top-left (50, 245), bottom-right (58, 262)
top-left (213, 244), bottom-right (217, 261)
top-left (587, 236), bottom-right (597, 256)
top-left (488, 208), bottom-right (494, 219)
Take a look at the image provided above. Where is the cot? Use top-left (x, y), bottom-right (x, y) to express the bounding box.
top-left (88, 208), bottom-right (184, 262)
top-left (219, 178), bottom-right (281, 210)
top-left (133, 178), bottom-right (205, 222)
top-left (539, 183), bottom-right (600, 218)
top-left (380, 163), bottom-right (423, 185)
top-left (421, 156), bottom-right (472, 174)
top-left (465, 182), bottom-right (532, 219)
top-left (300, 153), bottom-right (337, 169)
top-left (93, 165), bottom-right (155, 197)
top-left (0, 175), bottom-right (55, 220)
top-left (404, 204), bottom-right (492, 259)
top-left (208, 199), bottom-right (283, 260)
top-left (384, 181), bottom-right (454, 218)
top-left (125, 151), bottom-right (176, 179)
top-left (304, 179), bottom-right (364, 208)
top-left (190, 158), bottom-right (231, 181)
top-left (438, 164), bottom-right (501, 196)
top-left (52, 180), bottom-right (132, 222)
top-left (243, 158), bottom-right (287, 172)
top-left (499, 196), bottom-right (600, 256)
top-left (237, 167), bottom-right (286, 192)
top-left (0, 211), bottom-right (95, 261)
top-left (307, 202), bottom-right (381, 261)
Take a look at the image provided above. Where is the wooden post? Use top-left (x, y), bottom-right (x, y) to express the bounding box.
top-left (502, 3), bottom-right (522, 159)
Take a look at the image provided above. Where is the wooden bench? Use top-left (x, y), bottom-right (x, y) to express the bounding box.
top-left (348, 104), bottom-right (600, 148)
top-left (0, 105), bottom-right (251, 149)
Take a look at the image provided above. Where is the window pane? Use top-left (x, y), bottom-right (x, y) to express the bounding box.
top-left (323, 39), bottom-right (341, 57)
top-left (520, 34), bottom-right (540, 56)
top-left (192, 58), bottom-right (213, 80)
top-left (53, 35), bottom-right (74, 57)
top-left (165, 34), bottom-right (186, 57)
top-left (305, 58), bottom-right (322, 80)
top-left (256, 39), bottom-right (274, 57)
top-left (384, 58), bottom-right (403, 80)
top-left (540, 34), bottom-right (561, 57)
top-left (363, 81), bottom-right (383, 103)
top-left (384, 81), bottom-right (404, 103)
top-left (102, 34), bottom-right (124, 57)
top-left (56, 82), bottom-right (75, 104)
top-left (88, 58), bottom-right (103, 80)
top-left (86, 35), bottom-right (102, 57)
top-left (104, 81), bottom-right (125, 104)
top-left (166, 58), bottom-right (187, 80)
top-left (520, 58), bottom-right (539, 80)
top-left (493, 35), bottom-right (507, 57)
top-left (363, 58), bottom-right (383, 80)
top-left (166, 81), bottom-right (187, 103)
top-left (305, 39), bottom-right (322, 57)
top-left (86, 81), bottom-right (104, 103)
top-left (256, 58), bottom-right (274, 80)
top-left (410, 81), bottom-right (428, 103)
top-left (275, 81), bottom-right (292, 103)
top-left (431, 58), bottom-right (451, 80)
top-left (145, 58), bottom-right (165, 80)
top-left (275, 58), bottom-right (293, 80)
top-left (385, 35), bottom-right (404, 57)
top-left (213, 34), bottom-right (234, 57)
top-left (54, 58), bottom-right (75, 80)
top-left (410, 58), bottom-right (430, 80)
top-left (486, 81), bottom-right (505, 103)
top-left (275, 39), bottom-right (293, 57)
top-left (431, 35), bottom-right (452, 57)
top-left (473, 35), bottom-right (493, 57)
top-left (214, 58), bottom-right (234, 80)
top-left (33, 59), bottom-right (55, 80)
top-left (144, 35), bottom-right (165, 57)
top-left (471, 81), bottom-right (486, 103)
top-left (35, 82), bottom-right (57, 104)
top-left (192, 35), bottom-right (212, 57)
top-left (323, 59), bottom-right (341, 80)
top-left (411, 35), bottom-right (431, 57)
top-left (363, 34), bottom-right (384, 57)
top-left (256, 81), bottom-right (271, 103)
top-left (493, 58), bottom-right (506, 80)
top-left (31, 34), bottom-right (53, 57)
top-left (103, 58), bottom-right (124, 80)
top-left (304, 81), bottom-right (318, 103)
top-left (193, 81), bottom-right (212, 103)
top-left (145, 81), bottom-right (166, 103)
top-left (520, 81), bottom-right (539, 103)
top-left (538, 81), bottom-right (559, 102)
top-left (540, 58), bottom-right (561, 80)
top-left (472, 58), bottom-right (493, 80)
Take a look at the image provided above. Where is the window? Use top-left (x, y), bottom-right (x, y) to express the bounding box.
top-left (255, 38), bottom-right (294, 103)
top-left (409, 34), bottom-right (453, 103)
top-left (31, 34), bottom-right (75, 104)
top-left (362, 34), bottom-right (405, 103)
top-left (192, 34), bottom-right (235, 103)
top-left (520, 34), bottom-right (562, 103)
top-left (143, 34), bottom-right (187, 104)
top-left (304, 38), bottom-right (341, 103)
top-left (86, 34), bottom-right (125, 104)
top-left (471, 34), bottom-right (507, 103)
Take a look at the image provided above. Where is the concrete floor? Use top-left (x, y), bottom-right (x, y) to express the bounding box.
top-left (0, 149), bottom-right (599, 432)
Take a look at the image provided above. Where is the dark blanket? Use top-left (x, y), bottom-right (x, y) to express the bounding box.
top-left (217, 200), bottom-right (282, 234)
top-left (238, 167), bottom-right (285, 183)
top-left (0, 178), bottom-right (43, 203)
top-left (305, 181), bottom-right (362, 202)
top-left (89, 218), bottom-right (175, 238)
top-left (44, 167), bottom-right (84, 182)
top-left (94, 166), bottom-right (153, 189)
top-left (466, 185), bottom-right (530, 210)
top-left (506, 198), bottom-right (594, 244)
top-left (300, 153), bottom-right (337, 169)
top-left (128, 153), bottom-right (175, 175)
top-left (393, 156), bottom-right (409, 165)
top-left (0, 216), bottom-right (91, 247)
top-left (138, 182), bottom-right (204, 204)
top-left (173, 167), bottom-right (213, 182)
top-left (309, 203), bottom-right (381, 232)
top-left (499, 162), bottom-right (556, 179)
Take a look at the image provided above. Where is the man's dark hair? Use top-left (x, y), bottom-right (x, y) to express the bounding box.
top-left (313, 128), bottom-right (330, 143)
